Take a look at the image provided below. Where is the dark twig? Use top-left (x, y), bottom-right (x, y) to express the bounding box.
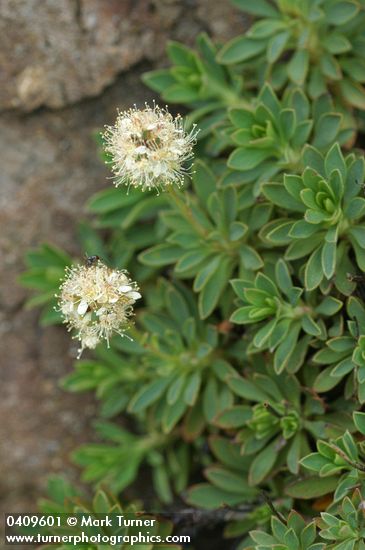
top-left (260, 491), bottom-right (287, 523)
top-left (329, 443), bottom-right (365, 473)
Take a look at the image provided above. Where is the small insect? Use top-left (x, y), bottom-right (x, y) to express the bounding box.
top-left (85, 254), bottom-right (100, 267)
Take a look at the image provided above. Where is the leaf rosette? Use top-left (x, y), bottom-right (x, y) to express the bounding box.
top-left (262, 143), bottom-right (365, 292)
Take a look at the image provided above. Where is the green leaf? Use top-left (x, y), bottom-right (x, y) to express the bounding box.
top-left (324, 1), bottom-right (359, 25)
top-left (40, 308), bottom-right (62, 326)
top-left (240, 245), bottom-right (264, 270)
top-left (267, 31), bottom-right (290, 63)
top-left (258, 83), bottom-right (281, 116)
top-left (287, 432), bottom-right (302, 474)
top-left (342, 58), bottom-right (365, 82)
top-left (166, 287), bottom-right (191, 324)
top-left (322, 33), bottom-right (351, 54)
top-left (214, 406), bottom-right (251, 429)
top-left (275, 258), bottom-right (292, 294)
top-left (229, 108), bottom-right (254, 128)
top-left (163, 85), bottom-right (201, 103)
top-left (303, 145), bottom-right (325, 176)
top-left (183, 401), bottom-right (205, 441)
top-left (230, 306), bottom-right (257, 324)
top-left (339, 79), bottom-right (365, 109)
top-left (285, 476), bottom-right (339, 499)
top-left (352, 240), bottom-right (365, 270)
top-left (288, 50), bottom-right (309, 85)
top-left (274, 323), bottom-right (301, 373)
top-left (250, 531), bottom-right (276, 545)
top-left (280, 109), bottom-right (296, 140)
top-left (302, 314), bottom-right (321, 337)
top-left (167, 375), bottom-right (187, 405)
top-left (128, 377), bottom-right (173, 413)
top-left (292, 119), bottom-right (314, 147)
top-left (217, 36), bottom-right (266, 64)
top-left (229, 221), bottom-right (248, 241)
top-left (321, 240), bottom-right (336, 279)
top-left (353, 411), bottom-right (365, 436)
top-left (167, 40), bottom-right (197, 67)
top-left (247, 19), bottom-right (286, 39)
top-left (254, 318), bottom-right (278, 347)
top-left (325, 143), bottom-right (346, 180)
top-left (162, 397), bottom-right (187, 433)
top-left (199, 257), bottom-right (233, 318)
top-left (309, 66), bottom-right (327, 98)
top-left (263, 182), bottom-right (303, 211)
top-left (203, 377), bottom-right (219, 423)
top-left (289, 220), bottom-right (318, 239)
top-left (313, 113), bottom-right (342, 150)
top-left (26, 244), bottom-right (70, 268)
top-left (87, 188), bottom-right (140, 213)
top-left (300, 452), bottom-right (328, 472)
top-left (316, 297), bottom-right (343, 315)
top-left (205, 466), bottom-right (254, 495)
top-left (249, 439), bottom-right (278, 485)
top-left (345, 197), bottom-right (365, 219)
top-left (153, 463), bottom-right (173, 504)
top-left (266, 220), bottom-right (294, 244)
top-left (212, 360), bottom-right (238, 382)
top-left (176, 250), bottom-right (210, 274)
top-left (192, 160), bottom-right (217, 203)
top-left (320, 53), bottom-right (342, 80)
top-left (227, 377), bottom-right (270, 402)
top-left (185, 483), bottom-right (245, 509)
top-left (228, 147), bottom-right (269, 171)
top-left (184, 372), bottom-right (202, 406)
top-left (93, 489), bottom-right (111, 514)
top-left (331, 358), bottom-right (354, 377)
top-left (209, 436), bottom-right (248, 471)
top-left (19, 271), bottom-right (59, 291)
top-left (232, 0), bottom-right (279, 17)
top-left (194, 256), bottom-right (221, 292)
top-left (314, 366), bottom-right (341, 392)
top-left (139, 244), bottom-right (181, 266)
top-left (305, 246), bottom-right (324, 290)
top-left (100, 390), bottom-right (129, 419)
top-left (349, 226), bottom-right (365, 248)
top-left (142, 69), bottom-right (176, 93)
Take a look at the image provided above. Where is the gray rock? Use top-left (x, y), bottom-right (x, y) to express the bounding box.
top-left (0, 0), bottom-right (244, 111)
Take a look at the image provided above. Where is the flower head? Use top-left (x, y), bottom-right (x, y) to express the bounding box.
top-left (103, 103), bottom-right (197, 192)
top-left (58, 260), bottom-right (141, 356)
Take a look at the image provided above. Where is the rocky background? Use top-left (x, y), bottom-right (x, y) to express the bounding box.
top-left (0, 0), bottom-right (245, 518)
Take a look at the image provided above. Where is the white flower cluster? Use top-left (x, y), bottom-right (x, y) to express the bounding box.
top-left (103, 103), bottom-right (197, 192)
top-left (58, 260), bottom-right (141, 356)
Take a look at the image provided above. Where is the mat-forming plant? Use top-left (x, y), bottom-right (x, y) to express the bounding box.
top-left (21, 1), bottom-right (365, 548)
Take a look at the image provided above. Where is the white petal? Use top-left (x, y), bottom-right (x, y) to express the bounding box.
top-left (63, 302), bottom-right (75, 314)
top-left (119, 285), bottom-right (132, 293)
top-left (77, 300), bottom-right (89, 316)
top-left (135, 145), bottom-right (148, 154)
top-left (127, 291), bottom-right (142, 300)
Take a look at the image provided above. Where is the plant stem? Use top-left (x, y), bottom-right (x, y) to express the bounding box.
top-left (329, 444), bottom-right (365, 473)
top-left (167, 185), bottom-right (209, 239)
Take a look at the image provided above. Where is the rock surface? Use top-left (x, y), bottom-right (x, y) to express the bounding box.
top-left (0, 0), bottom-right (244, 112)
top-left (0, 0), bottom-right (244, 521)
